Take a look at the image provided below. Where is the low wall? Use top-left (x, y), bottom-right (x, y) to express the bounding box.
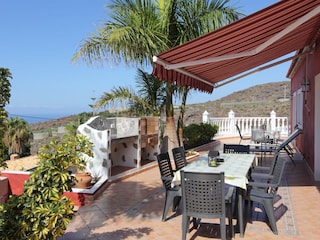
top-left (0, 171), bottom-right (108, 206)
top-left (1, 171), bottom-right (31, 195)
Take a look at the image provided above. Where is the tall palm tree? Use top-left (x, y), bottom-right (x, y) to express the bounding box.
top-left (173, 0), bottom-right (243, 147)
top-left (72, 0), bottom-right (243, 152)
top-left (4, 117), bottom-right (32, 157)
top-left (96, 68), bottom-right (166, 116)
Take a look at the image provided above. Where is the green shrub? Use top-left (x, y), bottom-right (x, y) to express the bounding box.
top-left (183, 123), bottom-right (218, 149)
top-left (0, 134), bottom-right (93, 240)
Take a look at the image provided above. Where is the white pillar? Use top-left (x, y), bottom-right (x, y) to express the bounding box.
top-left (228, 110), bottom-right (235, 134)
top-left (203, 111), bottom-right (209, 123)
top-left (270, 110), bottom-right (276, 131)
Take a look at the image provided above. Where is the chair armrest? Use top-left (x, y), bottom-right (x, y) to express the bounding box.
top-left (252, 166), bottom-right (271, 172)
top-left (250, 173), bottom-right (274, 179)
top-left (247, 181), bottom-right (277, 188)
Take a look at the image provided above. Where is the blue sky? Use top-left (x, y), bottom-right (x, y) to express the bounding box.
top-left (1, 0), bottom-right (287, 122)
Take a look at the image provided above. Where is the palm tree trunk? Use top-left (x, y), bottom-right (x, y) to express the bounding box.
top-left (177, 87), bottom-right (188, 147)
top-left (163, 83), bottom-right (179, 158)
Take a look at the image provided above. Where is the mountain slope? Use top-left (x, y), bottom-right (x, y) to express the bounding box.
top-left (182, 81), bottom-right (290, 125)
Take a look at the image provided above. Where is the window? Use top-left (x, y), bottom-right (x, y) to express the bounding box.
top-left (292, 89), bottom-right (303, 130)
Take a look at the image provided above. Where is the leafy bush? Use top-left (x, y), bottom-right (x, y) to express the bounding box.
top-left (183, 123), bottom-right (218, 149)
top-left (0, 134), bottom-right (93, 240)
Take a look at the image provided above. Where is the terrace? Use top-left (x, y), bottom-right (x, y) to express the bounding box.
top-left (58, 136), bottom-right (320, 240)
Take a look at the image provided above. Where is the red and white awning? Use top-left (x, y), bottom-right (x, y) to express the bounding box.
top-left (152, 0), bottom-right (320, 93)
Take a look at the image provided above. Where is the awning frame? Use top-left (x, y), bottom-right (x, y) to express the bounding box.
top-left (152, 0), bottom-right (320, 93)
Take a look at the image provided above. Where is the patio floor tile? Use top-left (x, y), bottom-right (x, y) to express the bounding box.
top-left (59, 137), bottom-right (320, 240)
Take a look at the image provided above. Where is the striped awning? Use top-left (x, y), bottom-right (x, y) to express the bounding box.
top-left (152, 0), bottom-right (320, 93)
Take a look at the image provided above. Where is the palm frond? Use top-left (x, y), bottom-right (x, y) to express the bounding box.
top-left (96, 87), bottom-right (134, 110)
top-left (72, 0), bottom-right (168, 67)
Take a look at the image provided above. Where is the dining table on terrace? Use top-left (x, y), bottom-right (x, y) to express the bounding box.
top-left (251, 128), bottom-right (281, 160)
top-left (172, 153), bottom-right (257, 238)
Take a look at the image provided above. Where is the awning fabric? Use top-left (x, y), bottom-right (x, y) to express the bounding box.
top-left (152, 0), bottom-right (320, 93)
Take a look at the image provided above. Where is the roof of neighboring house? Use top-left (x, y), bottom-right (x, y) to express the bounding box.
top-left (152, 0), bottom-right (320, 93)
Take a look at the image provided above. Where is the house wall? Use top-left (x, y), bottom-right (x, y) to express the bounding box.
top-left (291, 44), bottom-right (320, 175)
top-left (315, 74), bottom-right (320, 180)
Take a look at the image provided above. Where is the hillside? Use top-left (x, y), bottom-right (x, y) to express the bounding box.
top-left (30, 81), bottom-right (290, 131)
top-left (29, 81), bottom-right (290, 154)
top-left (182, 81), bottom-right (290, 125)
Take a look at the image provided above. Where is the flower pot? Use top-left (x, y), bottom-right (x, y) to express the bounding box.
top-left (75, 172), bottom-right (92, 189)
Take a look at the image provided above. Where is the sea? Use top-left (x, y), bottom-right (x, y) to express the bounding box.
top-left (8, 113), bottom-right (72, 124)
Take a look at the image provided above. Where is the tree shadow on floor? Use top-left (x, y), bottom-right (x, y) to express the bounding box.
top-left (60, 227), bottom-right (153, 240)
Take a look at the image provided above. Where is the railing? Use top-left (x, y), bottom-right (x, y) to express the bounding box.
top-left (203, 110), bottom-right (289, 138)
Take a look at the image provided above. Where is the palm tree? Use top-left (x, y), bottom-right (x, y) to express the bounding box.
top-left (96, 68), bottom-right (166, 116)
top-left (4, 117), bottom-right (32, 158)
top-left (173, 0), bottom-right (243, 147)
top-left (72, 0), bottom-right (243, 152)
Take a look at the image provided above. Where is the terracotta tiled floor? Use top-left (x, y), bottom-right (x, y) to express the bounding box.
top-left (59, 138), bottom-right (320, 240)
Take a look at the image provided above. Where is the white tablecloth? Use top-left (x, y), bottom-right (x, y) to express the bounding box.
top-left (172, 153), bottom-right (257, 190)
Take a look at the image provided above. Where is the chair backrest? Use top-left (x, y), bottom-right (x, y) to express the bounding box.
top-left (180, 171), bottom-right (225, 219)
top-left (172, 146), bottom-right (187, 170)
top-left (251, 129), bottom-right (266, 143)
top-left (268, 157), bottom-right (287, 196)
top-left (223, 144), bottom-right (250, 154)
top-left (275, 128), bottom-right (302, 152)
top-left (236, 124), bottom-right (243, 139)
top-left (157, 152), bottom-right (174, 190)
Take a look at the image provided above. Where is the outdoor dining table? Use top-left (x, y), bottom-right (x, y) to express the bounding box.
top-left (251, 128), bottom-right (280, 143)
top-left (172, 153), bottom-right (257, 238)
top-left (251, 128), bottom-right (280, 161)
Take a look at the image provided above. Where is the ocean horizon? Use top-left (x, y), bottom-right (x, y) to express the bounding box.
top-left (8, 113), bottom-right (74, 124)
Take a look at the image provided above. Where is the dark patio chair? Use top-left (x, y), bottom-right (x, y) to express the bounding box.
top-left (236, 124), bottom-right (251, 144)
top-left (172, 146), bottom-right (187, 171)
top-left (223, 144), bottom-right (250, 154)
top-left (274, 128), bottom-right (302, 164)
top-left (180, 171), bottom-right (234, 240)
top-left (249, 152), bottom-right (279, 182)
top-left (245, 157), bottom-right (287, 234)
top-left (156, 152), bottom-right (181, 221)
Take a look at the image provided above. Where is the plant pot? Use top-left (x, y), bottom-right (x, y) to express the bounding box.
top-left (75, 172), bottom-right (92, 189)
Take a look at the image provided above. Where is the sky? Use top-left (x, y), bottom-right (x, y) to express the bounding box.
top-left (0, 0), bottom-right (289, 123)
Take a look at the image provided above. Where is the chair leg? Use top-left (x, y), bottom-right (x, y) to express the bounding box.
top-left (162, 192), bottom-right (172, 221)
top-left (227, 203), bottom-right (234, 238)
top-left (162, 192), bottom-right (180, 221)
top-left (173, 196), bottom-right (181, 212)
top-left (182, 215), bottom-right (189, 240)
top-left (263, 200), bottom-right (278, 234)
top-left (220, 217), bottom-right (226, 240)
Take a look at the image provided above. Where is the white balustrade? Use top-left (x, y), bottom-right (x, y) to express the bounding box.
top-left (203, 110), bottom-right (289, 138)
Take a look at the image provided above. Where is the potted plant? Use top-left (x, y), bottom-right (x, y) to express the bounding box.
top-left (0, 134), bottom-right (93, 239)
top-left (74, 172), bottom-right (93, 188)
top-left (71, 139), bottom-right (94, 189)
top-left (74, 154), bottom-right (93, 189)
